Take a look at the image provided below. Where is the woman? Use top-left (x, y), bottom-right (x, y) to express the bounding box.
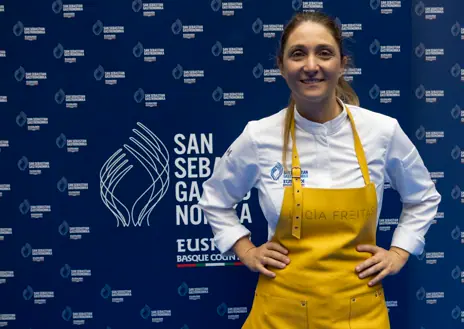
top-left (198, 11), bottom-right (441, 329)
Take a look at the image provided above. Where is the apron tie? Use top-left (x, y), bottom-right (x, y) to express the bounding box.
top-left (292, 165), bottom-right (302, 239)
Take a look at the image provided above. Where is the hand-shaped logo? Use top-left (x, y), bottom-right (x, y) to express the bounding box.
top-left (140, 304), bottom-right (151, 320)
top-left (212, 87), bottom-right (223, 102)
top-left (369, 39), bottom-right (381, 55)
top-left (54, 44), bottom-right (65, 59)
top-left (21, 243), bottom-right (32, 258)
top-left (19, 200), bottom-right (31, 215)
top-left (415, 85), bottom-right (426, 99)
top-left (452, 306), bottom-right (462, 320)
top-left (451, 186), bottom-right (461, 200)
top-left (211, 0), bottom-right (221, 12)
top-left (211, 41), bottom-right (223, 57)
top-left (59, 220), bottom-right (70, 236)
top-left (171, 19), bottom-right (183, 35)
top-left (56, 133), bottom-right (67, 149)
top-left (18, 156), bottom-right (29, 171)
top-left (252, 63), bottom-right (264, 79)
top-left (15, 66), bottom-right (26, 82)
top-left (178, 282), bottom-right (189, 297)
top-left (369, 84), bottom-right (380, 99)
top-left (133, 42), bottom-right (144, 58)
top-left (57, 177), bottom-right (68, 193)
top-left (451, 226), bottom-right (461, 240)
top-left (415, 1), bottom-right (425, 16)
top-left (134, 88), bottom-right (145, 103)
top-left (451, 266), bottom-right (462, 280)
top-left (94, 65), bottom-right (105, 81)
top-left (415, 43), bottom-right (425, 58)
top-left (450, 63), bottom-right (461, 78)
top-left (172, 64), bottom-right (184, 80)
top-left (451, 105), bottom-right (461, 119)
top-left (370, 0), bottom-right (380, 10)
top-left (93, 20), bottom-right (104, 36)
top-left (60, 264), bottom-right (71, 278)
top-left (13, 21), bottom-right (24, 36)
top-left (23, 285), bottom-right (34, 300)
top-left (217, 302), bottom-right (228, 316)
top-left (16, 111), bottom-right (27, 127)
top-left (271, 162), bottom-right (283, 181)
top-left (415, 125), bottom-right (426, 140)
top-left (292, 0), bottom-right (302, 11)
top-left (252, 18), bottom-right (263, 34)
top-left (100, 284), bottom-right (112, 299)
top-left (62, 306), bottom-right (73, 321)
top-left (451, 22), bottom-right (461, 37)
top-left (451, 146), bottom-right (461, 160)
top-left (132, 0), bottom-right (143, 12)
top-left (55, 89), bottom-right (66, 104)
top-left (52, 0), bottom-right (63, 14)
top-left (416, 287), bottom-right (426, 300)
top-left (100, 122), bottom-right (170, 227)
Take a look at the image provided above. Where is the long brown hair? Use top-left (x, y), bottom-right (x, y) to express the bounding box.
top-left (277, 12), bottom-right (359, 169)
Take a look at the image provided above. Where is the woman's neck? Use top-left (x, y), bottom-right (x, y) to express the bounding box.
top-left (294, 95), bottom-right (342, 124)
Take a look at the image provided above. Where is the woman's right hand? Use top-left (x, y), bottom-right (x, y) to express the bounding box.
top-left (240, 242), bottom-right (290, 278)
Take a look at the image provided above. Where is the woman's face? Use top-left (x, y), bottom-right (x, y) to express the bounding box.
top-left (279, 21), bottom-right (346, 104)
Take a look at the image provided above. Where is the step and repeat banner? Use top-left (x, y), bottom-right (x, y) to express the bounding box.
top-left (0, 0), bottom-right (463, 328)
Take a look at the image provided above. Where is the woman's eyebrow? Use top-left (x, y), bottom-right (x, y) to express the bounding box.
top-left (287, 43), bottom-right (335, 52)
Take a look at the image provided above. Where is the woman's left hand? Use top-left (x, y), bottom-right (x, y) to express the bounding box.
top-left (355, 245), bottom-right (410, 287)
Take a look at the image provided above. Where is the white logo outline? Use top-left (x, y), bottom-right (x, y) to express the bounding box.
top-left (99, 122), bottom-right (170, 227)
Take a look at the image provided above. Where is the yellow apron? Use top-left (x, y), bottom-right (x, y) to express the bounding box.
top-left (242, 107), bottom-right (390, 329)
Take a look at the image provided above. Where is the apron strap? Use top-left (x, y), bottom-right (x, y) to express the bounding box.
top-left (290, 118), bottom-right (303, 239)
top-left (345, 107), bottom-right (371, 185)
top-left (289, 104), bottom-right (371, 239)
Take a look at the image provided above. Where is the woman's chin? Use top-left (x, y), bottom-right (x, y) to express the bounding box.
top-left (297, 91), bottom-right (329, 103)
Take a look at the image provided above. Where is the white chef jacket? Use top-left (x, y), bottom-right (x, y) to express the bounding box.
top-left (198, 99), bottom-right (441, 256)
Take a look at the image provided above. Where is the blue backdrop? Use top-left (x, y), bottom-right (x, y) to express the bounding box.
top-left (0, 0), bottom-right (463, 328)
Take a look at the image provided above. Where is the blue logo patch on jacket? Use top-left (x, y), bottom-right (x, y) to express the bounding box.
top-left (270, 162), bottom-right (284, 181)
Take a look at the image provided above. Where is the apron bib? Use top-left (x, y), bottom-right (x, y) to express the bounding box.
top-left (242, 107), bottom-right (390, 329)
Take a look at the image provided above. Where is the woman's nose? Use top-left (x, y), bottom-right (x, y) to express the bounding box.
top-left (303, 56), bottom-right (318, 71)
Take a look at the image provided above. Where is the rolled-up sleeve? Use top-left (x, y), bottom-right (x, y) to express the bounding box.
top-left (385, 120), bottom-right (441, 256)
top-left (198, 123), bottom-right (260, 254)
